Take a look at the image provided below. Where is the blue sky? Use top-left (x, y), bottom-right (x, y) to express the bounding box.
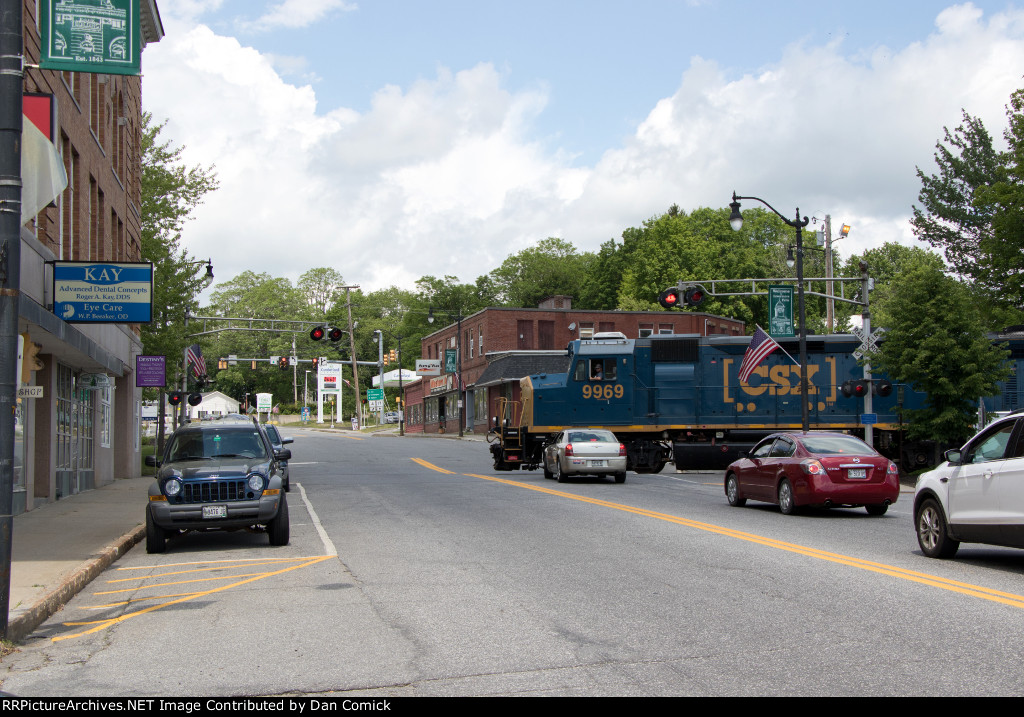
top-left (143, 1), bottom-right (1024, 295)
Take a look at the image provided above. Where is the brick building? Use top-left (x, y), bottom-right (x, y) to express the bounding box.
top-left (404, 297), bottom-right (745, 435)
top-left (12, 1), bottom-right (163, 512)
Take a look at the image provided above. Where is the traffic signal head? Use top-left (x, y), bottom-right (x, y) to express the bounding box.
top-left (310, 326), bottom-right (326, 341)
top-left (383, 353), bottom-right (390, 366)
top-left (389, 349), bottom-right (397, 363)
top-left (188, 392), bottom-right (203, 406)
top-left (658, 287), bottom-right (681, 309)
top-left (684, 287), bottom-right (706, 307)
top-left (168, 391), bottom-right (184, 407)
top-left (312, 357), bottom-right (320, 370)
top-left (841, 380), bottom-right (870, 398)
top-left (328, 327), bottom-right (344, 342)
top-left (873, 379), bottom-right (893, 397)
top-left (278, 356), bottom-right (290, 370)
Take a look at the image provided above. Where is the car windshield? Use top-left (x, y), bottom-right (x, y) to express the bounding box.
top-left (167, 429), bottom-right (269, 461)
top-left (800, 435), bottom-right (875, 455)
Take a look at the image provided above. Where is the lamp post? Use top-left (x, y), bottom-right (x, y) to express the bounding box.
top-left (374, 328), bottom-right (406, 436)
top-left (428, 306), bottom-right (464, 438)
top-left (729, 191), bottom-right (810, 433)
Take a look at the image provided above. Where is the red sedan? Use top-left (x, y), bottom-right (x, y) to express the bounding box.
top-left (724, 432), bottom-right (900, 516)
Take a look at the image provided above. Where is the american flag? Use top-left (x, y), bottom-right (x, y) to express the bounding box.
top-left (187, 344), bottom-right (206, 378)
top-left (738, 327), bottom-right (782, 384)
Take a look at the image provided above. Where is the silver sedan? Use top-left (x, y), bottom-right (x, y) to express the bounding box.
top-left (543, 429), bottom-right (628, 483)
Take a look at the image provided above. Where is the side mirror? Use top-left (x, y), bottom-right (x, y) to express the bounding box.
top-left (282, 437), bottom-right (294, 444)
top-left (145, 455), bottom-right (158, 467)
top-left (943, 449), bottom-right (962, 465)
top-left (275, 449), bottom-right (292, 461)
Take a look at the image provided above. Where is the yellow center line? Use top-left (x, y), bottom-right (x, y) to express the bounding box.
top-left (412, 457), bottom-right (457, 474)
top-left (55, 555), bottom-right (334, 642)
top-left (409, 460), bottom-right (1024, 610)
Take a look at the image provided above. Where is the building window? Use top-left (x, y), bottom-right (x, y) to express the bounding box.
top-left (478, 328), bottom-right (483, 356)
top-left (100, 388), bottom-right (111, 448)
top-left (659, 324), bottom-right (673, 335)
top-left (475, 388), bottom-right (488, 425)
top-left (580, 322), bottom-right (595, 338)
top-left (639, 323), bottom-right (654, 338)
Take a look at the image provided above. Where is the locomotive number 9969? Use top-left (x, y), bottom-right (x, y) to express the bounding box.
top-left (582, 383), bottom-right (624, 400)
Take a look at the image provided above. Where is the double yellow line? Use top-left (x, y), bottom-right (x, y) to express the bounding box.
top-left (413, 458), bottom-right (1024, 610)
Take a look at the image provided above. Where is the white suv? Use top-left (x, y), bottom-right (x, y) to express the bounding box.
top-left (914, 409), bottom-right (1024, 558)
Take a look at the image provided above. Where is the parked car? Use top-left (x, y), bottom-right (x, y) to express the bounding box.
top-left (262, 423), bottom-right (294, 492)
top-left (143, 415), bottom-right (291, 553)
top-left (914, 409), bottom-right (1024, 558)
top-left (724, 431), bottom-right (900, 515)
top-left (542, 428), bottom-right (627, 483)
top-left (384, 411), bottom-right (400, 424)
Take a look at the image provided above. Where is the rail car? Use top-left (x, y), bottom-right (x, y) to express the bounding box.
top-left (488, 331), bottom-right (1024, 473)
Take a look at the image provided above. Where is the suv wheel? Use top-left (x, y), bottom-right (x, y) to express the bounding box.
top-left (146, 504), bottom-right (166, 554)
top-left (268, 494), bottom-right (290, 546)
top-left (916, 498), bottom-right (959, 558)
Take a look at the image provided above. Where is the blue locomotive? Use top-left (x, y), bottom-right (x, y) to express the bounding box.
top-left (489, 330), bottom-right (1024, 473)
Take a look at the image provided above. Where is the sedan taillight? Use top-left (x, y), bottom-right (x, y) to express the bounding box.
top-left (887, 462), bottom-right (900, 475)
top-left (800, 459), bottom-right (825, 475)
top-left (619, 443), bottom-right (626, 457)
top-left (565, 444), bottom-right (574, 456)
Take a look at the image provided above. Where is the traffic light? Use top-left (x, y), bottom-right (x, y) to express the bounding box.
top-left (328, 327), bottom-right (344, 342)
top-left (873, 379), bottom-right (893, 397)
top-left (168, 391), bottom-right (184, 407)
top-left (683, 287), bottom-right (706, 307)
top-left (312, 357), bottom-right (320, 370)
top-left (218, 359), bottom-right (228, 370)
top-left (20, 333), bottom-right (42, 383)
top-left (310, 326), bottom-right (326, 341)
top-left (188, 393), bottom-right (203, 406)
top-left (382, 352), bottom-right (390, 366)
top-left (841, 380), bottom-right (870, 398)
top-left (278, 356), bottom-right (290, 370)
top-left (658, 287), bottom-right (681, 309)
top-left (389, 349), bottom-right (397, 363)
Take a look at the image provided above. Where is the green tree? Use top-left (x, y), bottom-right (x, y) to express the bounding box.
top-left (974, 88), bottom-right (1024, 319)
top-left (297, 267), bottom-right (346, 318)
top-left (871, 264), bottom-right (1009, 444)
top-left (139, 113), bottom-right (218, 446)
top-left (487, 237), bottom-right (596, 308)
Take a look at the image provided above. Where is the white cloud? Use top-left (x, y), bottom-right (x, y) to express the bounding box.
top-left (142, 3), bottom-right (1024, 297)
top-left (242, 0), bottom-right (357, 33)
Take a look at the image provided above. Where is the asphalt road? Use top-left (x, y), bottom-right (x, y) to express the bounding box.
top-left (3, 428), bottom-right (1024, 697)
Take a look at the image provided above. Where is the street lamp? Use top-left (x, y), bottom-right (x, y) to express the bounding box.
top-left (428, 306), bottom-right (464, 437)
top-left (373, 328), bottom-right (406, 436)
top-left (729, 191), bottom-right (811, 433)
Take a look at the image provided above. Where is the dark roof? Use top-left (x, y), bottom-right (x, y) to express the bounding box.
top-left (473, 353), bottom-right (570, 388)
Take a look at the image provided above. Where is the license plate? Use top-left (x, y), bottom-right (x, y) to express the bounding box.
top-left (589, 460), bottom-right (606, 467)
top-left (203, 505), bottom-right (227, 519)
top-left (847, 468), bottom-right (866, 479)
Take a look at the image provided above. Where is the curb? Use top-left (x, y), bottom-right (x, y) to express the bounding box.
top-left (6, 525), bottom-right (145, 644)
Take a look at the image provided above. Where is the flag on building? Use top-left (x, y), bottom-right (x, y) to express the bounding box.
top-left (738, 327), bottom-right (782, 383)
top-left (187, 344), bottom-right (206, 378)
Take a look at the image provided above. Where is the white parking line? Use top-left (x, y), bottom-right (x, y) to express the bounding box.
top-left (296, 482), bottom-right (338, 556)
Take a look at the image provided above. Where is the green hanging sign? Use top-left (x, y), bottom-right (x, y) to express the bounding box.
top-left (39, 0), bottom-right (142, 76)
top-left (768, 285), bottom-right (795, 338)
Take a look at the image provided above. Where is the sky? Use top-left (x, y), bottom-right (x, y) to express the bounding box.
top-left (141, 0), bottom-right (1024, 298)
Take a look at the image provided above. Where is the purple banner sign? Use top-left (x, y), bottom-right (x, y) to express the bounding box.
top-left (136, 355), bottom-right (166, 388)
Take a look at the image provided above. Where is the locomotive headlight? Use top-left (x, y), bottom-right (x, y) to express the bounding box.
top-left (247, 473), bottom-right (265, 492)
top-left (164, 478), bottom-right (182, 497)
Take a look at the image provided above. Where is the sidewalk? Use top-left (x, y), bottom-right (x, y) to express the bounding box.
top-left (5, 475), bottom-right (151, 643)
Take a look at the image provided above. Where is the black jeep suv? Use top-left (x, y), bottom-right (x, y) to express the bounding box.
top-left (144, 415), bottom-right (291, 553)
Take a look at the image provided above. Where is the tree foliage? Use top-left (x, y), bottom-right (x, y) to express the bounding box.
top-left (871, 264), bottom-right (1009, 443)
top-left (139, 113), bottom-right (219, 388)
top-left (487, 237), bottom-right (596, 308)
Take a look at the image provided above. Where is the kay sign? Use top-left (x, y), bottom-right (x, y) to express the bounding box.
top-left (53, 261), bottom-right (153, 323)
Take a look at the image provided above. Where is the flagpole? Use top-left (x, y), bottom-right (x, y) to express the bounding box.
top-left (755, 325), bottom-right (801, 367)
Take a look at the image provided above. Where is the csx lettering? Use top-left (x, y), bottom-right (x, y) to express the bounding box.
top-left (741, 364), bottom-right (820, 396)
top-left (582, 384), bottom-right (624, 400)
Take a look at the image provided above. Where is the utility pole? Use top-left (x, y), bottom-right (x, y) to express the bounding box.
top-left (342, 285), bottom-right (361, 427)
top-left (824, 215), bottom-right (834, 334)
top-left (0, 0), bottom-right (23, 639)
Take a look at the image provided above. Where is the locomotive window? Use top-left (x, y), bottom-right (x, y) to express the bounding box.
top-left (574, 361), bottom-right (586, 381)
top-left (589, 359), bottom-right (616, 381)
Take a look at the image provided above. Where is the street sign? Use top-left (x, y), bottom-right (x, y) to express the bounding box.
top-left (768, 285), bottom-right (795, 338)
top-left (39, 0), bottom-right (142, 76)
top-left (17, 387), bottom-right (43, 399)
top-left (367, 388), bottom-right (384, 401)
top-left (860, 413), bottom-right (878, 424)
top-left (369, 400), bottom-right (384, 411)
